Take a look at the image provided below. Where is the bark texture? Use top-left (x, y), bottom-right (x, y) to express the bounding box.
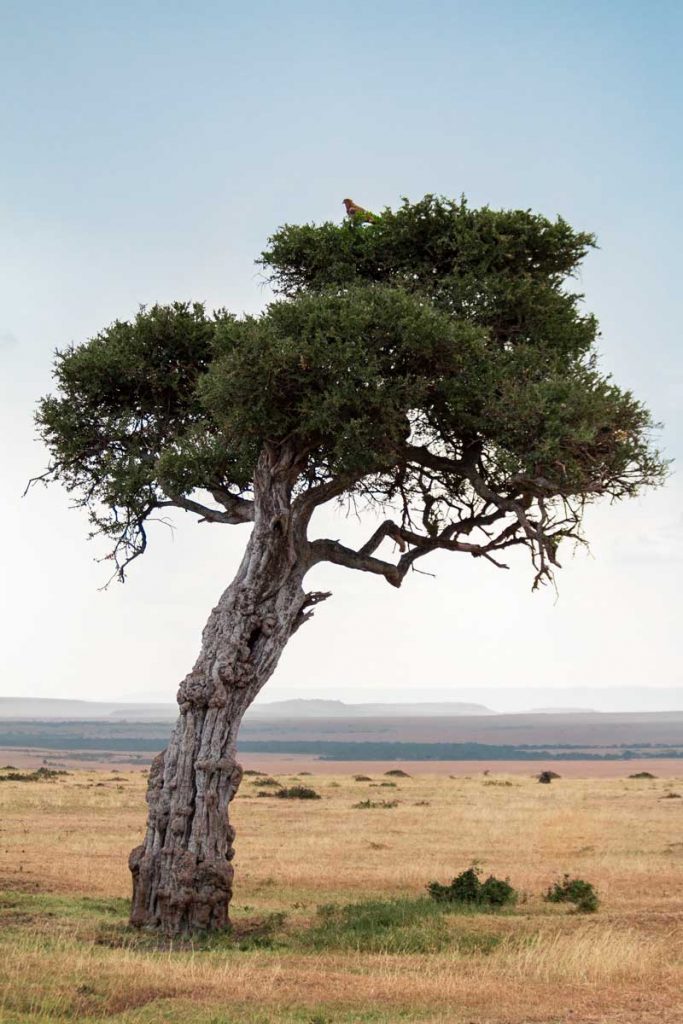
top-left (129, 451), bottom-right (312, 934)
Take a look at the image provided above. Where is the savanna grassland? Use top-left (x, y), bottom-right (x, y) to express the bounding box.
top-left (0, 766), bottom-right (682, 1024)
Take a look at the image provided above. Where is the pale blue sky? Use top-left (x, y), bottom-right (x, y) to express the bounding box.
top-left (1, 1), bottom-right (681, 707)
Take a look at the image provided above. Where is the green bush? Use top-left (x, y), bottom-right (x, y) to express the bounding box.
top-left (545, 875), bottom-right (599, 913)
top-left (427, 867), bottom-right (517, 908)
top-left (274, 785), bottom-right (321, 800)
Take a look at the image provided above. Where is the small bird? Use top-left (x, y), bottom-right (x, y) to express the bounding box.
top-left (342, 198), bottom-right (377, 223)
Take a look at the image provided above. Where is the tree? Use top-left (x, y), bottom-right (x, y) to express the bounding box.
top-left (33, 196), bottom-right (665, 935)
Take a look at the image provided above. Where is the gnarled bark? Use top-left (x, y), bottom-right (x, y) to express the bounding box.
top-left (129, 451), bottom-right (312, 934)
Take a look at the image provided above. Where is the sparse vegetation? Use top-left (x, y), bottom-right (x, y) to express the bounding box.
top-left (353, 799), bottom-right (399, 809)
top-left (384, 769), bottom-right (411, 778)
top-left (545, 875), bottom-right (600, 913)
top-left (0, 768), bottom-right (679, 1022)
top-left (0, 767), bottom-right (69, 783)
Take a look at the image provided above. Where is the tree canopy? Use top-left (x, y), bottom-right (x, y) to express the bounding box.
top-left (35, 195), bottom-right (665, 588)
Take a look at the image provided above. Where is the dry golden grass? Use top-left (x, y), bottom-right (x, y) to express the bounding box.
top-left (0, 767), bottom-right (682, 1023)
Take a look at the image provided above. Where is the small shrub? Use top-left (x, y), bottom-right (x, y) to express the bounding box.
top-left (662, 791), bottom-right (682, 799)
top-left (379, 781), bottom-right (397, 788)
top-left (484, 780), bottom-right (513, 787)
top-left (252, 777), bottom-right (282, 788)
top-left (353, 799), bottom-right (398, 809)
top-left (545, 875), bottom-right (599, 913)
top-left (274, 786), bottom-right (321, 800)
top-left (353, 774), bottom-right (372, 782)
top-left (427, 867), bottom-right (517, 908)
top-left (629, 771), bottom-right (656, 779)
top-left (538, 771), bottom-right (559, 784)
top-left (384, 769), bottom-right (411, 778)
top-left (243, 769), bottom-right (266, 777)
top-left (414, 800), bottom-right (431, 806)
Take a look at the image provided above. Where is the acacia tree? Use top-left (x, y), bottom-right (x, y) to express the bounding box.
top-left (34, 196), bottom-right (664, 935)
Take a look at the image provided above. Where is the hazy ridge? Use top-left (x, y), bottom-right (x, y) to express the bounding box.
top-left (2, 687), bottom-right (682, 720)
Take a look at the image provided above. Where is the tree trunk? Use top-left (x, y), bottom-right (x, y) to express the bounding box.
top-left (129, 452), bottom-right (312, 934)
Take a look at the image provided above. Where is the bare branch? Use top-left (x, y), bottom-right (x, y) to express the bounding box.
top-left (292, 589), bottom-right (333, 632)
top-left (159, 495), bottom-right (254, 525)
top-left (311, 513), bottom-right (529, 588)
top-left (309, 538), bottom-right (401, 587)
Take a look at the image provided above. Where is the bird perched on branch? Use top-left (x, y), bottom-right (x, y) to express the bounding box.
top-left (343, 198), bottom-right (377, 223)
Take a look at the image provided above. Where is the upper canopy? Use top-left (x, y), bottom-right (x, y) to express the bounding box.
top-left (35, 196), bottom-right (665, 585)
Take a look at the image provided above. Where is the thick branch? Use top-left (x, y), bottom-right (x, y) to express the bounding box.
top-left (159, 494), bottom-right (254, 525)
top-left (402, 443), bottom-right (472, 476)
top-left (309, 538), bottom-right (401, 586)
top-left (209, 488), bottom-right (255, 522)
top-left (292, 475), bottom-right (353, 520)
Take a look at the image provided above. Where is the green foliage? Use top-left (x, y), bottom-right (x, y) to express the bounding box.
top-left (544, 875), bottom-right (599, 913)
top-left (302, 897), bottom-right (500, 954)
top-left (352, 799), bottom-right (399, 809)
top-left (273, 786), bottom-right (321, 800)
top-left (34, 195), bottom-right (666, 580)
top-left (427, 867), bottom-right (517, 907)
